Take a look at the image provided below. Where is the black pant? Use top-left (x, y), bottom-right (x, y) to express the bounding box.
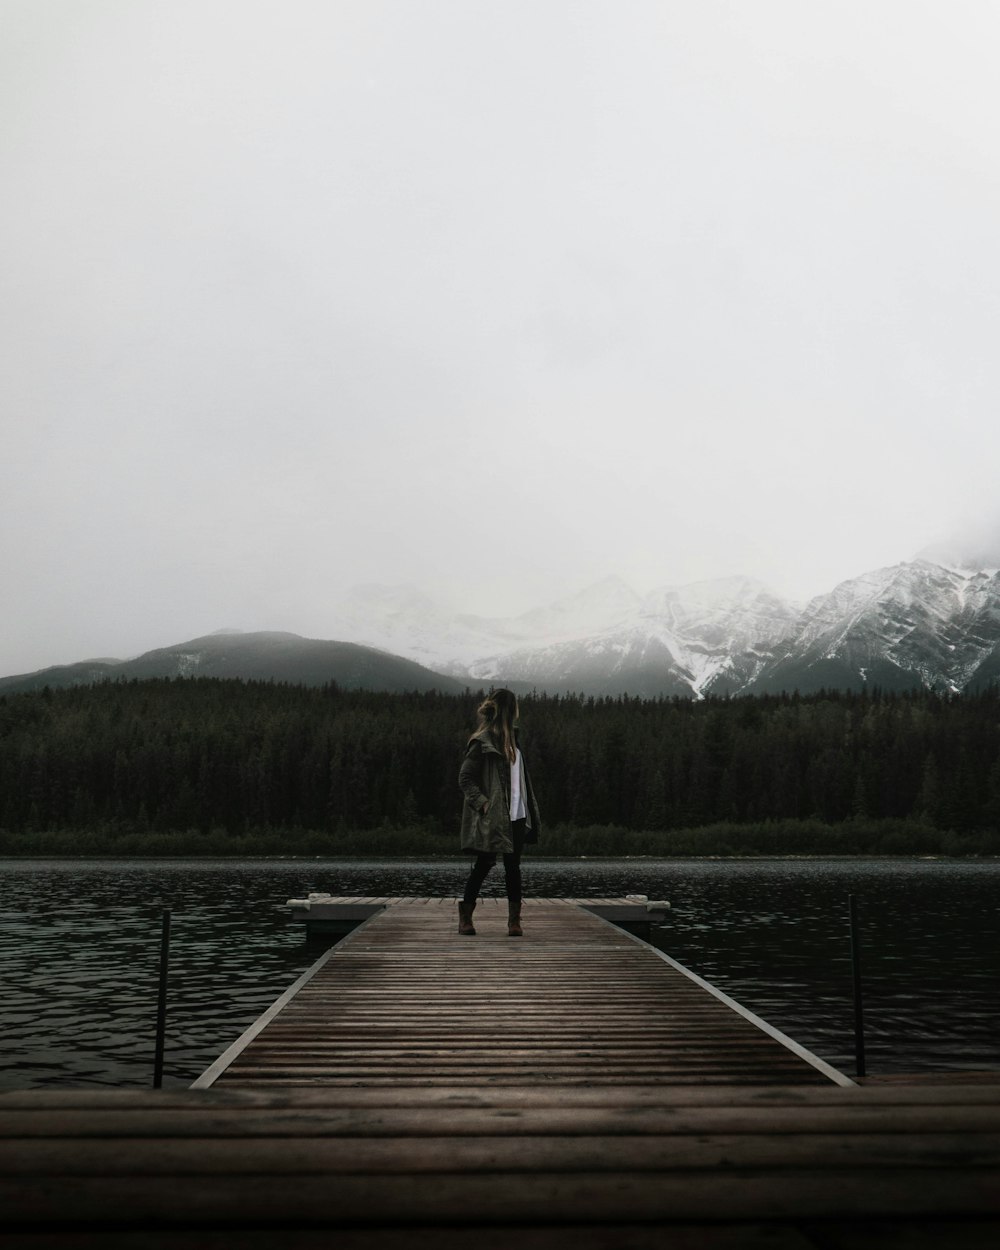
top-left (463, 819), bottom-right (526, 904)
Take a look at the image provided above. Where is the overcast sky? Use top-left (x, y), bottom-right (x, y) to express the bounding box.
top-left (4, 1), bottom-right (1000, 674)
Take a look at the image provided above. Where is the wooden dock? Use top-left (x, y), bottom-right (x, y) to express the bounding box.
top-left (198, 896), bottom-right (846, 1089)
top-left (4, 897), bottom-right (999, 1246)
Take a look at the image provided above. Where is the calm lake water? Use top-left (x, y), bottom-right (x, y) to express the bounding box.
top-left (1, 857), bottom-right (998, 1090)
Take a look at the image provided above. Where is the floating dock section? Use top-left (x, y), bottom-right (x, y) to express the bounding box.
top-left (286, 892), bottom-right (670, 940)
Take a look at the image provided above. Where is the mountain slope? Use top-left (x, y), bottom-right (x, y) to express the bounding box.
top-left (464, 577), bottom-right (800, 698)
top-left (748, 562), bottom-right (1000, 695)
top-left (0, 632), bottom-right (467, 696)
top-left (458, 563), bottom-right (1000, 698)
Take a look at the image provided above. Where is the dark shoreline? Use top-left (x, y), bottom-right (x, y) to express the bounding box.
top-left (4, 815), bottom-right (999, 859)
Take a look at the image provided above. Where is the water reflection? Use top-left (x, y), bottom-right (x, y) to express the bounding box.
top-left (1, 857), bottom-right (997, 1089)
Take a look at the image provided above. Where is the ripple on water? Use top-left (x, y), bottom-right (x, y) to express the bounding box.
top-left (1, 856), bottom-right (998, 1089)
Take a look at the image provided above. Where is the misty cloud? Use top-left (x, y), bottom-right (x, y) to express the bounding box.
top-left (3, 1), bottom-right (1000, 673)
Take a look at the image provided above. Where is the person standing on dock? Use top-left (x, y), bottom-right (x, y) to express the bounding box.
top-left (457, 689), bottom-right (541, 938)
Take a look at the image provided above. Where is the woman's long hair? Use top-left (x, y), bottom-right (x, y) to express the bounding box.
top-left (471, 688), bottom-right (519, 762)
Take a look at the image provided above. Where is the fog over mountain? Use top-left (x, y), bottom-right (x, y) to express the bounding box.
top-left (320, 551), bottom-right (1000, 698)
top-left (7, 543), bottom-right (1000, 699)
top-left (915, 518), bottom-right (1000, 577)
top-left (6, 4), bottom-right (1000, 682)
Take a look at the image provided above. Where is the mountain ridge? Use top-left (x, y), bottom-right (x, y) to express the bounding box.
top-left (6, 553), bottom-right (1000, 698)
top-left (318, 555), bottom-right (1000, 698)
top-left (0, 631), bottom-right (467, 697)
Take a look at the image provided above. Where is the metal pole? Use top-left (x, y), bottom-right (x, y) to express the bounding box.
top-left (848, 894), bottom-right (866, 1078)
top-left (153, 908), bottom-right (170, 1088)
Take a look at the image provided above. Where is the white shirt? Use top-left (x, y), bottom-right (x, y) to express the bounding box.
top-left (510, 747), bottom-right (527, 820)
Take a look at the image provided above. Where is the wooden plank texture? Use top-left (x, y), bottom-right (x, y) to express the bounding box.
top-left (2, 1085), bottom-right (1000, 1244)
top-left (199, 900), bottom-right (845, 1089)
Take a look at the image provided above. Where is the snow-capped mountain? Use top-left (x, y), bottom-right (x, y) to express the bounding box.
top-left (325, 574), bottom-right (803, 697)
top-left (637, 577), bottom-right (802, 695)
top-left (10, 551), bottom-right (1000, 700)
top-left (325, 554), bottom-right (1000, 698)
top-left (749, 560), bottom-right (1000, 695)
top-left (462, 577), bottom-right (800, 698)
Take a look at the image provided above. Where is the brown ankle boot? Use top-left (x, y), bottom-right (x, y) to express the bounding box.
top-left (507, 902), bottom-right (523, 937)
top-left (458, 901), bottom-right (476, 935)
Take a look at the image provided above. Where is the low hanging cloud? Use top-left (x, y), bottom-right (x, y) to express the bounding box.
top-left (3, 1), bottom-right (1000, 673)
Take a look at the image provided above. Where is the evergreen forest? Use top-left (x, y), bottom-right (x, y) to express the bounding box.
top-left (1, 677), bottom-right (999, 856)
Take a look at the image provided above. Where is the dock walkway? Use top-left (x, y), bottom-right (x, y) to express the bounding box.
top-left (196, 897), bottom-right (846, 1089)
top-left (4, 898), bottom-right (999, 1246)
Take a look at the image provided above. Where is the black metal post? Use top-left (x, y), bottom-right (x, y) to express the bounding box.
top-left (848, 893), bottom-right (866, 1078)
top-left (153, 908), bottom-right (170, 1088)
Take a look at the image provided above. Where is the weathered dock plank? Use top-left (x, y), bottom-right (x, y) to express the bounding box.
top-left (3, 1085), bottom-right (1000, 1244)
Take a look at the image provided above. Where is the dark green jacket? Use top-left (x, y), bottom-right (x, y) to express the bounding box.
top-left (458, 728), bottom-right (541, 854)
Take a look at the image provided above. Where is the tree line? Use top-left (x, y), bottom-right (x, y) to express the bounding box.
top-left (1, 677), bottom-right (999, 854)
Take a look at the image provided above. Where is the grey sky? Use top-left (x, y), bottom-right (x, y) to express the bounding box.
top-left (4, 1), bottom-right (1000, 674)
